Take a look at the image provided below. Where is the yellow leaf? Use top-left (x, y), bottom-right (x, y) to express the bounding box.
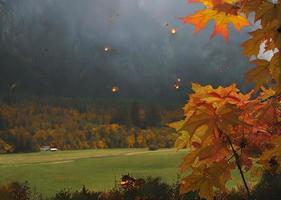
top-left (168, 120), bottom-right (185, 131)
top-left (258, 87), bottom-right (276, 101)
top-left (175, 131), bottom-right (190, 150)
top-left (180, 162), bottom-right (231, 200)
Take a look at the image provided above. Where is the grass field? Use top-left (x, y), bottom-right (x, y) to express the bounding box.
top-left (0, 148), bottom-right (257, 198)
top-left (0, 148), bottom-right (187, 197)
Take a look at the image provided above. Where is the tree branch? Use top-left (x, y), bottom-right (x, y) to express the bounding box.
top-left (225, 134), bottom-right (251, 200)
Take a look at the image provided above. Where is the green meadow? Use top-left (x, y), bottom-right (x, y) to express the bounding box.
top-left (0, 149), bottom-right (187, 197)
top-left (0, 148), bottom-right (256, 198)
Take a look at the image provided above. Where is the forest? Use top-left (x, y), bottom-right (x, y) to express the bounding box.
top-left (0, 98), bottom-right (181, 153)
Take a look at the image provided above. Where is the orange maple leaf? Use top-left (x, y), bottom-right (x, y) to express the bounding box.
top-left (181, 0), bottom-right (250, 41)
top-left (180, 162), bottom-right (232, 200)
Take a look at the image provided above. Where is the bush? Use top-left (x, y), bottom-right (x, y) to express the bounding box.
top-left (3, 173), bottom-right (281, 200)
top-left (0, 181), bottom-right (31, 200)
top-left (122, 177), bottom-right (172, 200)
top-left (251, 171), bottom-right (281, 200)
top-left (52, 189), bottom-right (72, 200)
top-left (148, 144), bottom-right (159, 151)
top-left (50, 176), bottom-right (201, 200)
top-left (222, 171), bottom-right (281, 200)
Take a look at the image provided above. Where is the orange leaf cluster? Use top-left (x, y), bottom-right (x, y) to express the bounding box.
top-left (242, 0), bottom-right (281, 93)
top-left (182, 0), bottom-right (281, 94)
top-left (177, 1), bottom-right (281, 199)
top-left (181, 0), bottom-right (250, 41)
top-left (171, 84), bottom-right (281, 199)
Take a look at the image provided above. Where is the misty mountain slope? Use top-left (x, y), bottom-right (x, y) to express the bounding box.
top-left (0, 0), bottom-right (253, 103)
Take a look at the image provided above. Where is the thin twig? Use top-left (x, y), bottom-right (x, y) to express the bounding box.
top-left (225, 134), bottom-right (251, 200)
top-left (261, 92), bottom-right (281, 103)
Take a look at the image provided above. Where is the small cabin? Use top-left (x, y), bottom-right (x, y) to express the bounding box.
top-left (50, 147), bottom-right (58, 152)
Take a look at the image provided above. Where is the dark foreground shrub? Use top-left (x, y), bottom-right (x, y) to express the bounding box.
top-left (220, 171), bottom-right (281, 200)
top-left (51, 177), bottom-right (199, 200)
top-left (148, 144), bottom-right (159, 151)
top-left (0, 181), bottom-right (31, 200)
top-left (251, 171), bottom-right (281, 200)
top-left (0, 181), bottom-right (43, 200)
top-left (4, 172), bottom-right (281, 200)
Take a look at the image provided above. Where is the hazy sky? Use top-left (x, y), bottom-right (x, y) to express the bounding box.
top-left (0, 0), bottom-right (254, 103)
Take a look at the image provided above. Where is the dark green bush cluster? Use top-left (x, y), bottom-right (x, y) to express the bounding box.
top-left (220, 171), bottom-right (281, 200)
top-left (51, 177), bottom-right (199, 200)
top-left (0, 181), bottom-right (30, 200)
top-left (0, 181), bottom-right (42, 200)
top-left (1, 172), bottom-right (281, 200)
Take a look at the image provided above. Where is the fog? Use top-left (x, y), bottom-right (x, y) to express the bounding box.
top-left (0, 0), bottom-right (253, 104)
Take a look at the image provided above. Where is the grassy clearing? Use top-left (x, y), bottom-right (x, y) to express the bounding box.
top-left (0, 149), bottom-right (186, 197)
top-left (0, 148), bottom-right (256, 198)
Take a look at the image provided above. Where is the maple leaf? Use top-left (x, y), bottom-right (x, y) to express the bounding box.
top-left (180, 140), bottom-right (229, 171)
top-left (242, 29), bottom-right (265, 58)
top-left (242, 20), bottom-right (281, 57)
top-left (244, 52), bottom-right (281, 93)
top-left (254, 1), bottom-right (281, 27)
top-left (203, 84), bottom-right (252, 108)
top-left (259, 136), bottom-right (281, 172)
top-left (241, 0), bottom-right (264, 16)
top-left (177, 84), bottom-right (251, 146)
top-left (181, 0), bottom-right (250, 41)
top-left (186, 83), bottom-right (251, 111)
top-left (189, 0), bottom-right (240, 9)
top-left (258, 87), bottom-right (276, 101)
top-left (175, 0), bottom-right (281, 198)
top-left (269, 53), bottom-right (281, 85)
top-left (180, 162), bottom-right (232, 200)
top-left (169, 120), bottom-right (185, 131)
top-left (256, 100), bottom-right (279, 126)
top-left (244, 59), bottom-right (272, 91)
top-left (175, 131), bottom-right (190, 150)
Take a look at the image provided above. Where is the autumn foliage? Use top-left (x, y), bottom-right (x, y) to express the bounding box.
top-left (0, 102), bottom-right (176, 153)
top-left (172, 0), bottom-right (281, 199)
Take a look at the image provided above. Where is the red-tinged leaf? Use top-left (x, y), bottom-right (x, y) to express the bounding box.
top-left (181, 0), bottom-right (250, 41)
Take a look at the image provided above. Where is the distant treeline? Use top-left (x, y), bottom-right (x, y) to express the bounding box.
top-left (0, 98), bottom-right (182, 153)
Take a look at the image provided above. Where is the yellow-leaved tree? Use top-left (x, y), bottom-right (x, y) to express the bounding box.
top-left (171, 0), bottom-right (281, 199)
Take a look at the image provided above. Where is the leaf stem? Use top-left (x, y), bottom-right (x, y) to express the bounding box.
top-left (225, 134), bottom-right (251, 200)
top-left (261, 92), bottom-right (281, 103)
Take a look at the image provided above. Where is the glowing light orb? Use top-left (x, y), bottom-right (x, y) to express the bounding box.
top-left (174, 83), bottom-right (180, 90)
top-left (177, 78), bottom-right (181, 82)
top-left (171, 28), bottom-right (177, 35)
top-left (104, 46), bottom-right (111, 52)
top-left (112, 86), bottom-right (119, 93)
